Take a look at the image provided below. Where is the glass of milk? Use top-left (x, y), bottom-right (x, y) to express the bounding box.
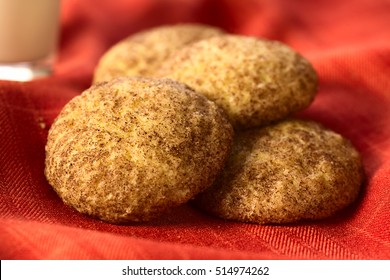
top-left (0, 0), bottom-right (61, 81)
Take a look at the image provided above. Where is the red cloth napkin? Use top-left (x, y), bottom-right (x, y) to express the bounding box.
top-left (1, 0), bottom-right (389, 260)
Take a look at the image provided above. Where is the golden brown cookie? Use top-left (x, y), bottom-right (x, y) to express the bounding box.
top-left (45, 77), bottom-right (233, 223)
top-left (93, 23), bottom-right (225, 83)
top-left (194, 119), bottom-right (364, 224)
top-left (157, 35), bottom-right (318, 129)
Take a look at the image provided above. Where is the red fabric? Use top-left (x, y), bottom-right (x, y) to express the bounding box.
top-left (1, 0), bottom-right (389, 260)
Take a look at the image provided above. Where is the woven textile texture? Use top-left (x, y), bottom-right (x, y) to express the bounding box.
top-left (0, 0), bottom-right (389, 259)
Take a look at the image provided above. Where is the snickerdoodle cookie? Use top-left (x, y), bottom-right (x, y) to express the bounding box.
top-left (45, 77), bottom-right (233, 223)
top-left (194, 119), bottom-right (364, 224)
top-left (157, 35), bottom-right (318, 129)
top-left (93, 23), bottom-right (225, 83)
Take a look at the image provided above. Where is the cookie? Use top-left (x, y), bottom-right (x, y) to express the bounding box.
top-left (45, 77), bottom-right (233, 223)
top-left (93, 23), bottom-right (225, 83)
top-left (157, 35), bottom-right (318, 129)
top-left (194, 119), bottom-right (364, 224)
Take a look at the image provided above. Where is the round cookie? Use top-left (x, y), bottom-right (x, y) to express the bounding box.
top-left (45, 77), bottom-right (233, 223)
top-left (93, 23), bottom-right (225, 83)
top-left (194, 119), bottom-right (364, 224)
top-left (157, 35), bottom-right (318, 129)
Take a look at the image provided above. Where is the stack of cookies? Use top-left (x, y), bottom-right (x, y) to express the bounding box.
top-left (45, 24), bottom-right (364, 224)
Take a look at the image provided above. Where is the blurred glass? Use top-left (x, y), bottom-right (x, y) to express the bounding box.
top-left (0, 0), bottom-right (61, 81)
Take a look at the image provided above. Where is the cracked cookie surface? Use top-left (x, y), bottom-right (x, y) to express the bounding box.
top-left (157, 35), bottom-right (318, 129)
top-left (93, 24), bottom-right (225, 83)
top-left (45, 77), bottom-right (233, 223)
top-left (194, 119), bottom-right (364, 224)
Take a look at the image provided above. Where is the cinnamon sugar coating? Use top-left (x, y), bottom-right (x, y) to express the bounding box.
top-left (194, 119), bottom-right (364, 224)
top-left (45, 77), bottom-right (233, 223)
top-left (157, 35), bottom-right (318, 129)
top-left (93, 24), bottom-right (225, 83)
